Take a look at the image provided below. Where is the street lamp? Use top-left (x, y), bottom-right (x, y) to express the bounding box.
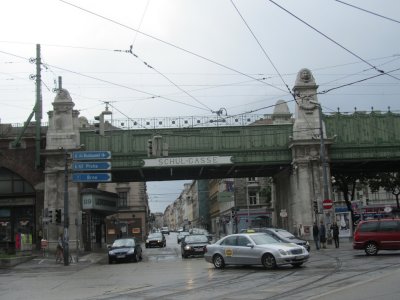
top-left (310, 101), bottom-right (330, 217)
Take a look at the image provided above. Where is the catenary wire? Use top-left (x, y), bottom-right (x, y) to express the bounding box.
top-left (230, 0), bottom-right (294, 98)
top-left (334, 0), bottom-right (400, 24)
top-left (118, 46), bottom-right (214, 112)
top-left (267, 0), bottom-right (400, 81)
top-left (58, 0), bottom-right (289, 94)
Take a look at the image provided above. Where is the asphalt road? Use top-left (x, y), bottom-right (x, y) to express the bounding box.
top-left (1, 233), bottom-right (400, 300)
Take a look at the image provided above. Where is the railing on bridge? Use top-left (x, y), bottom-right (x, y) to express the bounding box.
top-left (105, 114), bottom-right (273, 130)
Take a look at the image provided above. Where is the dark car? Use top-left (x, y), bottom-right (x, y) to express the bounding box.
top-left (177, 231), bottom-right (190, 244)
top-left (242, 228), bottom-right (311, 252)
top-left (108, 238), bottom-right (142, 264)
top-left (189, 228), bottom-right (213, 242)
top-left (146, 232), bottom-right (166, 248)
top-left (161, 227), bottom-right (170, 235)
top-left (181, 234), bottom-right (209, 258)
top-left (263, 228), bottom-right (311, 252)
top-left (353, 218), bottom-right (400, 255)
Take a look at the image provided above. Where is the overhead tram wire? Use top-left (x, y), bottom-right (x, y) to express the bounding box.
top-left (58, 0), bottom-right (289, 95)
top-left (334, 0), bottom-right (400, 25)
top-left (267, 0), bottom-right (400, 82)
top-left (40, 61), bottom-right (210, 113)
top-left (320, 56), bottom-right (400, 87)
top-left (131, 0), bottom-right (151, 47)
top-left (230, 0), bottom-right (295, 101)
top-left (318, 66), bottom-right (400, 95)
top-left (105, 102), bottom-right (149, 129)
top-left (116, 46), bottom-right (213, 112)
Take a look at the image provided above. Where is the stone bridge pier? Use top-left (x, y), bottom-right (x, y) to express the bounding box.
top-left (43, 88), bottom-right (81, 251)
top-left (274, 68), bottom-right (333, 239)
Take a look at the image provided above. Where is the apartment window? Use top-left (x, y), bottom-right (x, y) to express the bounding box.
top-left (247, 177), bottom-right (257, 182)
top-left (248, 191), bottom-right (258, 205)
top-left (118, 192), bottom-right (128, 208)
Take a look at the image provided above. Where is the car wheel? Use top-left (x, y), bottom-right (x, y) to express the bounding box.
top-left (291, 262), bottom-right (303, 268)
top-left (365, 242), bottom-right (378, 256)
top-left (108, 258), bottom-right (113, 264)
top-left (262, 253), bottom-right (277, 270)
top-left (182, 253), bottom-right (187, 259)
top-left (133, 253), bottom-right (139, 262)
top-left (213, 254), bottom-right (225, 269)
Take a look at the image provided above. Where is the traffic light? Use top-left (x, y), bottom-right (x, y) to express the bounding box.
top-left (48, 209), bottom-right (54, 223)
top-left (231, 207), bottom-right (236, 219)
top-left (313, 201), bottom-right (318, 213)
top-left (55, 209), bottom-right (62, 224)
top-left (94, 114), bottom-right (105, 135)
top-left (147, 139), bottom-right (153, 157)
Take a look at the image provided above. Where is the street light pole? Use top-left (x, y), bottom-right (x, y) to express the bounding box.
top-left (63, 148), bottom-right (70, 266)
top-left (316, 103), bottom-right (330, 204)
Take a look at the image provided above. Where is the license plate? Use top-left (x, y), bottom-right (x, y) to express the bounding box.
top-left (195, 248), bottom-right (203, 252)
top-left (117, 255), bottom-right (125, 259)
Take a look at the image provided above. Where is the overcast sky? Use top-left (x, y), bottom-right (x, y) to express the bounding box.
top-left (1, 0), bottom-right (399, 212)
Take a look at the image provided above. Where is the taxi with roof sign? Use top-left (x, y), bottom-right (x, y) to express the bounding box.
top-left (204, 233), bottom-right (309, 269)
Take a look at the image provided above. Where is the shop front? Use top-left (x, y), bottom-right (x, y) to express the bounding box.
top-left (81, 189), bottom-right (118, 251)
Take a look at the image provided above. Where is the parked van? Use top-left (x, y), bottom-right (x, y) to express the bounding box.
top-left (353, 219), bottom-right (400, 255)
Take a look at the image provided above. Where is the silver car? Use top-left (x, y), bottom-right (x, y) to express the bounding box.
top-left (204, 233), bottom-right (309, 269)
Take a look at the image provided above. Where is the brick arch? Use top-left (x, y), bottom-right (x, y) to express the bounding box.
top-left (0, 142), bottom-right (44, 187)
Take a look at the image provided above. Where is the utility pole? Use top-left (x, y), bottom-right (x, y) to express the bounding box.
top-left (63, 148), bottom-right (70, 266)
top-left (34, 44), bottom-right (42, 169)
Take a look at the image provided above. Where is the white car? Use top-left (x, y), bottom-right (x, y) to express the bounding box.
top-left (204, 233), bottom-right (309, 269)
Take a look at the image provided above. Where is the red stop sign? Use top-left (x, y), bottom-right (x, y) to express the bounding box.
top-left (323, 199), bottom-right (333, 210)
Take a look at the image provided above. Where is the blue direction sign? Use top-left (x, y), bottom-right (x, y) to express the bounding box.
top-left (72, 151), bottom-right (111, 160)
top-left (72, 173), bottom-right (112, 182)
top-left (72, 162), bottom-right (112, 171)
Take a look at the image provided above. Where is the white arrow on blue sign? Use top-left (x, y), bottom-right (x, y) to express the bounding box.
top-left (72, 162), bottom-right (112, 171)
top-left (72, 151), bottom-right (111, 160)
top-left (72, 173), bottom-right (112, 182)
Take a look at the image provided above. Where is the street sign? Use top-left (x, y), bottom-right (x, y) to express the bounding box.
top-left (280, 209), bottom-right (288, 218)
top-left (72, 151), bottom-right (111, 160)
top-left (72, 173), bottom-right (112, 182)
top-left (323, 199), bottom-right (333, 210)
top-left (72, 161), bottom-right (112, 171)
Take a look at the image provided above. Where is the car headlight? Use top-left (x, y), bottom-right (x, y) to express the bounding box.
top-left (157, 240), bottom-right (161, 243)
top-left (184, 245), bottom-right (191, 250)
top-left (146, 240), bottom-right (149, 243)
top-left (127, 248), bottom-right (135, 254)
top-left (108, 251), bottom-right (115, 256)
top-left (278, 249), bottom-right (289, 255)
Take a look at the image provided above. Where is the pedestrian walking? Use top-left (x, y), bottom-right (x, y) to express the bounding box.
top-left (319, 220), bottom-right (327, 249)
top-left (331, 221), bottom-right (340, 248)
top-left (312, 222), bottom-right (320, 250)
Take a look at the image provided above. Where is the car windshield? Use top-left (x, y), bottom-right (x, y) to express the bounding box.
top-left (179, 232), bottom-right (189, 237)
top-left (148, 233), bottom-right (163, 239)
top-left (184, 235), bottom-right (208, 243)
top-left (112, 239), bottom-right (134, 248)
top-left (190, 228), bottom-right (209, 235)
top-left (250, 234), bottom-right (280, 245)
top-left (276, 229), bottom-right (296, 239)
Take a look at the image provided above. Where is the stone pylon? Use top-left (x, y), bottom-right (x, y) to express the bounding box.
top-left (43, 88), bottom-right (81, 250)
top-left (275, 69), bottom-right (332, 239)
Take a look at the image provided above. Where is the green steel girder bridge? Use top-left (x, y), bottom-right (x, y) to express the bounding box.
top-left (77, 111), bottom-right (400, 182)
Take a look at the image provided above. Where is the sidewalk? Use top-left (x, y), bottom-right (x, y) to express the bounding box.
top-left (1, 248), bottom-right (107, 268)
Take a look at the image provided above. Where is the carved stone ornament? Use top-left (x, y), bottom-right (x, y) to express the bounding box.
top-left (294, 68), bottom-right (317, 87)
top-left (299, 94), bottom-right (317, 111)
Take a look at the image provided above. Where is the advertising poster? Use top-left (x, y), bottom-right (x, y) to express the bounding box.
top-left (334, 212), bottom-right (352, 237)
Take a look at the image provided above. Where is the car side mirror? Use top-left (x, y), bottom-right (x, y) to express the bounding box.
top-left (246, 243), bottom-right (254, 248)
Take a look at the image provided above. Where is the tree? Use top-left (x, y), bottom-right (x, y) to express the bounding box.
top-left (368, 172), bottom-right (400, 209)
top-left (331, 172), bottom-right (369, 226)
